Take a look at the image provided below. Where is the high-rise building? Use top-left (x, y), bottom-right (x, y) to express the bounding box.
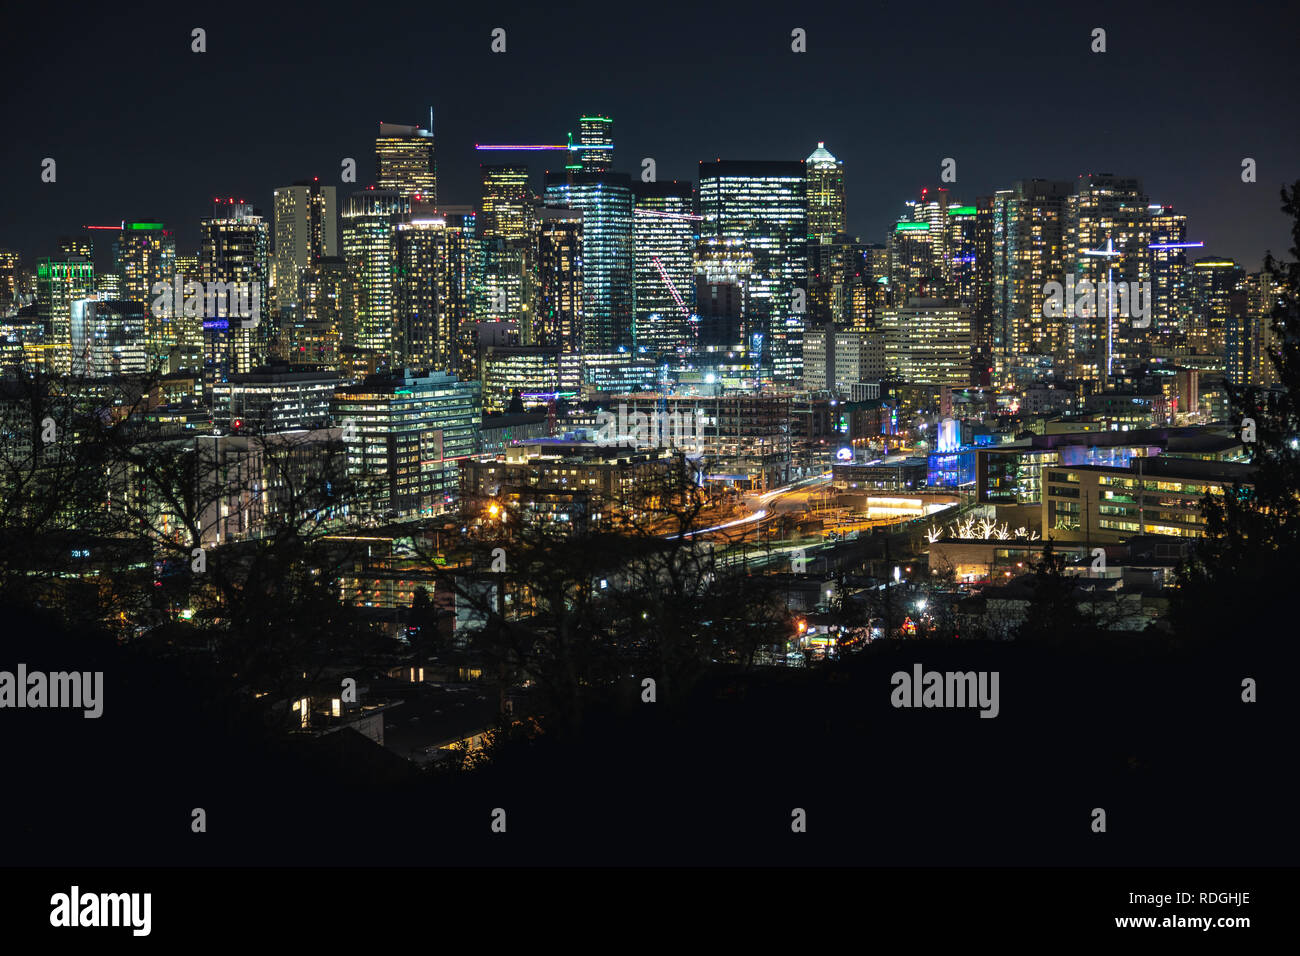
top-left (632, 180), bottom-right (697, 356)
top-left (295, 256), bottom-right (352, 371)
top-left (273, 181), bottom-right (338, 314)
top-left (693, 238), bottom-right (753, 350)
top-left (341, 189), bottom-right (412, 363)
top-left (877, 297), bottom-right (973, 386)
top-left (394, 216), bottom-right (453, 371)
top-left (70, 299), bottom-right (147, 377)
top-left (113, 221), bottom-right (176, 366)
top-left (535, 208), bottom-right (583, 354)
top-left (545, 170), bottom-right (635, 352)
top-left (0, 250), bottom-right (20, 316)
top-left (1189, 257), bottom-right (1245, 368)
top-left (577, 115), bottom-right (613, 173)
top-left (1147, 204), bottom-right (1190, 337)
top-left (375, 122), bottom-right (436, 204)
top-left (698, 160), bottom-right (808, 383)
top-left (57, 235), bottom-right (94, 259)
top-left (988, 180), bottom-right (1071, 372)
top-left (36, 256), bottom-right (95, 374)
top-left (480, 166), bottom-right (533, 241)
top-left (805, 142), bottom-right (845, 244)
top-left (1065, 174), bottom-right (1152, 384)
top-left (199, 200), bottom-right (270, 383)
top-left (333, 368), bottom-right (481, 517)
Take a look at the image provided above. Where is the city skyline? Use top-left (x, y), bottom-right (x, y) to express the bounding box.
top-left (2, 0), bottom-right (1295, 269)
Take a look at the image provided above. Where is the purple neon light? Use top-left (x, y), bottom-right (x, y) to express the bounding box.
top-left (1148, 242), bottom-right (1205, 249)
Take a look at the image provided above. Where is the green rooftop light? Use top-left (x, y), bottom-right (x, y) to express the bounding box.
top-left (895, 222), bottom-right (930, 232)
top-left (947, 205), bottom-right (977, 216)
top-left (128, 222), bottom-right (164, 230)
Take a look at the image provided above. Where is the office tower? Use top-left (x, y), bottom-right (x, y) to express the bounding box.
top-left (632, 180), bottom-right (697, 355)
top-left (697, 160), bottom-right (808, 383)
top-left (394, 216), bottom-right (453, 371)
top-left (58, 235), bottom-right (94, 259)
top-left (273, 181), bottom-right (338, 314)
top-left (175, 252), bottom-right (199, 281)
top-left (944, 202), bottom-right (978, 307)
top-left (70, 299), bottom-right (146, 376)
top-left (295, 256), bottom-right (352, 371)
top-left (113, 220), bottom-right (176, 365)
top-left (199, 200), bottom-right (270, 383)
top-left (1147, 204), bottom-right (1190, 337)
top-left (805, 142), bottom-right (845, 244)
top-left (877, 297), bottom-right (973, 386)
top-left (36, 256), bottom-right (95, 374)
top-left (439, 209), bottom-right (488, 381)
top-left (333, 368), bottom-right (481, 517)
top-left (0, 250), bottom-right (20, 316)
top-left (536, 208), bottom-right (583, 353)
top-left (481, 239), bottom-right (533, 340)
top-left (375, 122), bottom-right (436, 204)
top-left (693, 238), bottom-right (753, 350)
top-left (577, 115), bottom-right (613, 173)
top-left (480, 346), bottom-right (561, 413)
top-left (212, 363), bottom-right (342, 432)
top-left (1244, 271), bottom-right (1281, 387)
top-left (544, 169), bottom-right (635, 352)
top-left (341, 189), bottom-right (412, 363)
top-left (480, 166), bottom-right (533, 241)
top-left (95, 273), bottom-right (123, 300)
top-left (988, 180), bottom-right (1072, 372)
top-left (1190, 257), bottom-right (1245, 363)
top-left (1065, 174), bottom-right (1152, 385)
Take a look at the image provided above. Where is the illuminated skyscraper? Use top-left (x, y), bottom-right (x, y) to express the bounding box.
top-left (805, 142), bottom-right (845, 245)
top-left (0, 249), bottom-right (20, 316)
top-left (698, 160), bottom-right (808, 383)
top-left (341, 189), bottom-right (412, 363)
top-left (113, 220), bottom-right (176, 365)
top-left (535, 208), bottom-right (583, 354)
top-left (395, 217), bottom-right (454, 371)
top-left (199, 201), bottom-right (270, 383)
top-left (1146, 204), bottom-right (1190, 336)
top-left (1065, 174), bottom-right (1152, 384)
top-left (273, 181), bottom-right (338, 314)
top-left (1189, 257), bottom-right (1245, 364)
top-left (578, 115), bottom-right (613, 173)
top-left (988, 180), bottom-right (1071, 371)
top-left (375, 122), bottom-right (436, 204)
top-left (480, 166), bottom-right (533, 241)
top-left (295, 256), bottom-right (352, 371)
top-left (632, 180), bottom-right (697, 356)
top-left (36, 256), bottom-right (95, 374)
top-left (877, 297), bottom-right (973, 386)
top-left (544, 170), bottom-right (634, 352)
top-left (70, 299), bottom-right (146, 376)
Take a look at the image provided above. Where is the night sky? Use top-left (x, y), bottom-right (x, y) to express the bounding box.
top-left (2, 0), bottom-right (1296, 271)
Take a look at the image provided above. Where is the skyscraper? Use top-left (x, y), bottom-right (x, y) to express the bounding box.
top-left (1065, 174), bottom-right (1151, 384)
top-left (375, 122), bottom-right (436, 204)
top-left (1147, 204), bottom-right (1190, 337)
top-left (805, 142), bottom-right (845, 244)
top-left (341, 189), bottom-right (412, 364)
top-left (199, 201), bottom-right (270, 383)
top-left (632, 180), bottom-right (697, 356)
top-left (394, 216), bottom-right (453, 371)
top-left (113, 221), bottom-right (176, 367)
top-left (37, 256), bottom-right (94, 374)
top-left (698, 160), bottom-right (808, 384)
top-left (545, 170), bottom-right (634, 352)
top-left (1189, 257), bottom-right (1245, 363)
top-left (480, 166), bottom-right (533, 242)
top-left (273, 181), bottom-right (338, 314)
top-left (577, 115), bottom-right (613, 174)
top-left (295, 256), bottom-right (352, 371)
top-left (535, 208), bottom-right (583, 354)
